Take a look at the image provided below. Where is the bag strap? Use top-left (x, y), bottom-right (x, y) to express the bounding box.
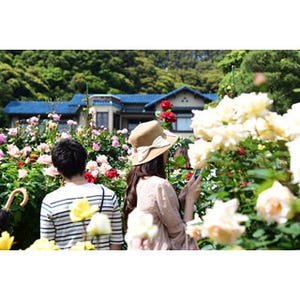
top-left (99, 185), bottom-right (105, 212)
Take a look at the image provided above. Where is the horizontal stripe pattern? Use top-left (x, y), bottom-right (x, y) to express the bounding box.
top-left (40, 183), bottom-right (124, 250)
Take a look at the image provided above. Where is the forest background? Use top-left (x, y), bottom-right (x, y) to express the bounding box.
top-left (2, 50), bottom-right (300, 127)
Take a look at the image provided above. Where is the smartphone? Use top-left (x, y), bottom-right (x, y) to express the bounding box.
top-left (193, 169), bottom-right (201, 179)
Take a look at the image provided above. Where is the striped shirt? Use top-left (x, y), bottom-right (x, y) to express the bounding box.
top-left (40, 183), bottom-right (124, 250)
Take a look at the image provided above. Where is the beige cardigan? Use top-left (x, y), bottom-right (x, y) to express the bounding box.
top-left (128, 176), bottom-right (197, 250)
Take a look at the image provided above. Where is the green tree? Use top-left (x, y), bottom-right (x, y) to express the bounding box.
top-left (217, 50), bottom-right (248, 98)
top-left (217, 50), bottom-right (300, 114)
top-left (0, 49), bottom-right (229, 125)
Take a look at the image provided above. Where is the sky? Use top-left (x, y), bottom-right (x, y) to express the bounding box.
top-left (1, 0), bottom-right (299, 50)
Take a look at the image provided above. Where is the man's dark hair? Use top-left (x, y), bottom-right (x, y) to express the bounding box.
top-left (51, 138), bottom-right (87, 179)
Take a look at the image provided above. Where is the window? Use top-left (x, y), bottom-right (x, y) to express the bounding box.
top-left (172, 114), bottom-right (193, 132)
top-left (96, 112), bottom-right (108, 128)
top-left (128, 121), bottom-right (140, 132)
top-left (127, 119), bottom-right (152, 132)
top-left (113, 113), bottom-right (120, 130)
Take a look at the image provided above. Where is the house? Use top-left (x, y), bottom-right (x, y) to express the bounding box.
top-left (3, 85), bottom-right (218, 136)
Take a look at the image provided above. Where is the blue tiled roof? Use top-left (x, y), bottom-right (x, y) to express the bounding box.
top-left (93, 101), bottom-right (123, 109)
top-left (56, 102), bottom-right (80, 114)
top-left (69, 93), bottom-right (162, 105)
top-left (144, 86), bottom-right (217, 108)
top-left (69, 94), bottom-right (88, 106)
top-left (114, 94), bottom-right (164, 104)
top-left (3, 101), bottom-right (80, 115)
top-left (202, 93), bottom-right (219, 101)
top-left (67, 91), bottom-right (218, 107)
top-left (3, 86), bottom-right (219, 115)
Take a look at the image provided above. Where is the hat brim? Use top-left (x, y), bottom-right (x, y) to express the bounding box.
top-left (130, 134), bottom-right (178, 166)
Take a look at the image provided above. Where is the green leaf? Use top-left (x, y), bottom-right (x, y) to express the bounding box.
top-left (0, 163), bottom-right (12, 169)
top-left (252, 229), bottom-right (265, 238)
top-left (294, 198), bottom-right (300, 212)
top-left (279, 223), bottom-right (300, 239)
top-left (247, 168), bottom-right (275, 179)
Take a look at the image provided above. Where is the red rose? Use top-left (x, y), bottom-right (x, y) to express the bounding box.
top-left (84, 172), bottom-right (97, 183)
top-left (238, 146), bottom-right (246, 155)
top-left (161, 111), bottom-right (177, 123)
top-left (105, 169), bottom-right (119, 179)
top-left (160, 100), bottom-right (173, 110)
top-left (30, 155), bottom-right (38, 163)
top-left (17, 161), bottom-right (25, 169)
top-left (185, 172), bottom-right (193, 181)
top-left (241, 181), bottom-right (252, 187)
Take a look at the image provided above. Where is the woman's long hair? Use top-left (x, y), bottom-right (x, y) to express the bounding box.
top-left (123, 153), bottom-right (165, 229)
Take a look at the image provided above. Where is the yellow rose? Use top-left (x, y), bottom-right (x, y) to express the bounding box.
top-left (87, 213), bottom-right (112, 237)
top-left (0, 231), bottom-right (14, 250)
top-left (70, 241), bottom-right (95, 250)
top-left (26, 238), bottom-right (60, 250)
top-left (69, 197), bottom-right (99, 222)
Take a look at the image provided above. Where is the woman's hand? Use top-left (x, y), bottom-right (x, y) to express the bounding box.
top-left (178, 174), bottom-right (201, 206)
top-left (182, 175), bottom-right (201, 222)
top-left (185, 175), bottom-right (201, 204)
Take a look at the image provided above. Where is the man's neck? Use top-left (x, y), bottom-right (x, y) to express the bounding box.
top-left (64, 174), bottom-right (87, 186)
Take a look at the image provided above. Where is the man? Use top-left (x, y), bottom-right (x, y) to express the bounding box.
top-left (40, 138), bottom-right (124, 250)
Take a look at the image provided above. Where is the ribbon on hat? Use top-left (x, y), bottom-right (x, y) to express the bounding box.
top-left (137, 135), bottom-right (170, 162)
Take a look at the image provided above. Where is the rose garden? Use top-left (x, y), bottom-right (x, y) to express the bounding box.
top-left (0, 93), bottom-right (300, 250)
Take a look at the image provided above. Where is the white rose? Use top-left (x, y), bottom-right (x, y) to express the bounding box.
top-left (201, 199), bottom-right (248, 246)
top-left (191, 108), bottom-right (222, 139)
top-left (210, 123), bottom-right (248, 150)
top-left (187, 139), bottom-right (216, 169)
top-left (96, 154), bottom-right (108, 164)
top-left (86, 160), bottom-right (98, 171)
top-left (255, 181), bottom-right (296, 224)
top-left (186, 213), bottom-right (202, 239)
top-left (125, 209), bottom-right (158, 244)
top-left (234, 92), bottom-right (272, 120)
top-left (282, 102), bottom-right (300, 140)
top-left (87, 213), bottom-right (112, 236)
top-left (286, 137), bottom-right (300, 185)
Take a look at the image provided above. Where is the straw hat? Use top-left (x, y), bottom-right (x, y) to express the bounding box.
top-left (128, 120), bottom-right (178, 166)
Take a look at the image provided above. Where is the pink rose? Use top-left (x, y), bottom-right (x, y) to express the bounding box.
top-left (37, 154), bottom-right (52, 165)
top-left (93, 143), bottom-right (100, 151)
top-left (43, 165), bottom-right (60, 177)
top-left (18, 169), bottom-right (28, 179)
top-left (7, 144), bottom-right (21, 158)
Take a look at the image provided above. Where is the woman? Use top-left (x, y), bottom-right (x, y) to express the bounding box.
top-left (124, 120), bottom-right (201, 250)
top-left (173, 143), bottom-right (192, 170)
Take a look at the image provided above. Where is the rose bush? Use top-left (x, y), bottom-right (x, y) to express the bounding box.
top-left (186, 93), bottom-right (300, 249)
top-left (1, 94), bottom-right (300, 250)
top-left (155, 99), bottom-right (177, 129)
top-left (0, 112), bottom-right (132, 249)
